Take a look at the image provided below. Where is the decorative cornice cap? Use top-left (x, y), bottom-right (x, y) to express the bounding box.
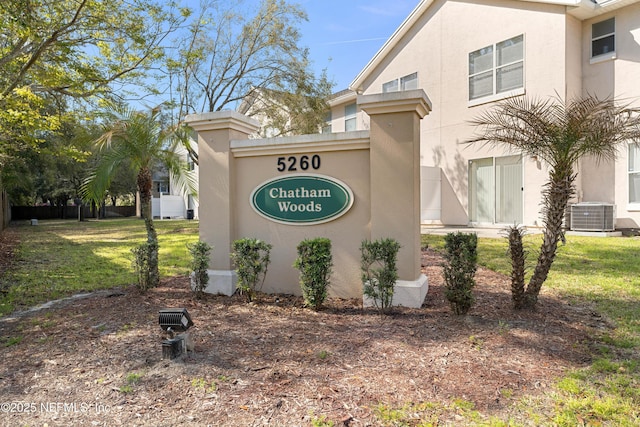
top-left (358, 89), bottom-right (432, 119)
top-left (185, 111), bottom-right (260, 135)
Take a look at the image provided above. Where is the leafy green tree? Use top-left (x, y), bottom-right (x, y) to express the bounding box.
top-left (2, 98), bottom-right (94, 207)
top-left (167, 0), bottom-right (333, 163)
top-left (468, 95), bottom-right (640, 309)
top-left (104, 159), bottom-right (138, 206)
top-left (83, 105), bottom-right (196, 289)
top-left (0, 0), bottom-right (186, 99)
top-left (0, 0), bottom-right (188, 193)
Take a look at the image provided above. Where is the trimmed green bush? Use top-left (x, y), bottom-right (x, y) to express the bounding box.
top-left (294, 237), bottom-right (333, 310)
top-left (131, 241), bottom-right (158, 292)
top-left (443, 232), bottom-right (477, 315)
top-left (361, 238), bottom-right (401, 314)
top-left (187, 240), bottom-right (212, 299)
top-left (230, 238), bottom-right (272, 302)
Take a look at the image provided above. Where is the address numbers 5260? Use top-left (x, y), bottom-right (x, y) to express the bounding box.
top-left (276, 155), bottom-right (321, 172)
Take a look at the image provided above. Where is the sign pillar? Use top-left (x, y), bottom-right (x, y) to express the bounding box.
top-left (184, 111), bottom-right (260, 295)
top-left (359, 90), bottom-right (432, 305)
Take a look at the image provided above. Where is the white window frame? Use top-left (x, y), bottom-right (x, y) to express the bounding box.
top-left (468, 34), bottom-right (525, 107)
top-left (628, 143), bottom-right (640, 210)
top-left (382, 79), bottom-right (399, 93)
top-left (468, 155), bottom-right (523, 224)
top-left (382, 72), bottom-right (418, 93)
top-left (155, 181), bottom-right (169, 195)
top-left (590, 17), bottom-right (616, 64)
top-left (344, 103), bottom-right (357, 131)
top-left (400, 72), bottom-right (418, 91)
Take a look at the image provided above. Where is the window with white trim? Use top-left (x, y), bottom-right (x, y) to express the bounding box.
top-left (629, 143), bottom-right (640, 204)
top-left (155, 181), bottom-right (169, 195)
top-left (469, 35), bottom-right (524, 101)
top-left (322, 111), bottom-right (332, 133)
top-left (345, 103), bottom-right (357, 131)
top-left (382, 80), bottom-right (398, 93)
top-left (592, 17), bottom-right (615, 58)
top-left (382, 72), bottom-right (418, 93)
top-left (400, 72), bottom-right (418, 90)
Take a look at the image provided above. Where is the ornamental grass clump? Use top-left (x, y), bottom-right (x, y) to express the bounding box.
top-left (230, 238), bottom-right (272, 302)
top-left (443, 232), bottom-right (477, 315)
top-left (187, 241), bottom-right (212, 299)
top-left (293, 237), bottom-right (333, 310)
top-left (361, 238), bottom-right (401, 314)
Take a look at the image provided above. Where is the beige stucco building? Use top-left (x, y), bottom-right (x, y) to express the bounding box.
top-left (328, 0), bottom-right (640, 230)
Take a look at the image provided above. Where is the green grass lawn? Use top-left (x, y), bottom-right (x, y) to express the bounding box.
top-left (423, 232), bottom-right (640, 426)
top-left (0, 218), bottom-right (199, 315)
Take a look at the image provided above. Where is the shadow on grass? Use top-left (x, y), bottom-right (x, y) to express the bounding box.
top-left (0, 218), bottom-right (198, 315)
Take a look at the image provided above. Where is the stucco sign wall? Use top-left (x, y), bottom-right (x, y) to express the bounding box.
top-left (186, 89), bottom-right (431, 307)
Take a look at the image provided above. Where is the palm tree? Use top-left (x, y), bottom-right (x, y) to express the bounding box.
top-left (83, 105), bottom-right (196, 289)
top-left (468, 95), bottom-right (640, 309)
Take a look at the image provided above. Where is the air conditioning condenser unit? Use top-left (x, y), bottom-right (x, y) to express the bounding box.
top-left (569, 203), bottom-right (615, 232)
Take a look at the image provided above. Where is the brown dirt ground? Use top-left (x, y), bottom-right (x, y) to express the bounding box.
top-left (0, 233), bottom-right (608, 426)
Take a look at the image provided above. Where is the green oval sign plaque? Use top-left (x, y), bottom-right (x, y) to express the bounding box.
top-left (250, 174), bottom-right (354, 225)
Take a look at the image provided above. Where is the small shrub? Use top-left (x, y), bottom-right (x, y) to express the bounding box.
top-left (443, 232), bottom-right (477, 315)
top-left (119, 372), bottom-right (143, 393)
top-left (191, 377), bottom-right (217, 392)
top-left (126, 372), bottom-right (143, 384)
top-left (131, 241), bottom-right (158, 292)
top-left (317, 350), bottom-right (330, 360)
top-left (187, 240), bottom-right (212, 298)
top-left (310, 413), bottom-right (335, 427)
top-left (293, 237), bottom-right (333, 310)
top-left (361, 238), bottom-right (401, 314)
top-left (230, 238), bottom-right (272, 302)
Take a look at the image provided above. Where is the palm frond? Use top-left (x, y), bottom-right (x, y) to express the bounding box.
top-left (161, 148), bottom-right (198, 199)
top-left (467, 94), bottom-right (640, 169)
top-left (84, 104), bottom-right (197, 206)
top-left (467, 93), bottom-right (640, 309)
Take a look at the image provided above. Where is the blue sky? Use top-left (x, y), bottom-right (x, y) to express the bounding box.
top-left (134, 0), bottom-right (418, 109)
top-left (296, 0), bottom-right (419, 90)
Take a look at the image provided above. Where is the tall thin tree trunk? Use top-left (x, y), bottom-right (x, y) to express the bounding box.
top-left (523, 172), bottom-right (574, 308)
top-left (137, 166), bottom-right (159, 288)
top-left (507, 225), bottom-right (527, 309)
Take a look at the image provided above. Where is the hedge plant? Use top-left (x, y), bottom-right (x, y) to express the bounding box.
top-left (131, 241), bottom-right (158, 292)
top-left (361, 238), bottom-right (401, 314)
top-left (187, 240), bottom-right (212, 299)
top-left (230, 238), bottom-right (272, 302)
top-left (294, 237), bottom-right (333, 310)
top-left (443, 232), bottom-right (477, 315)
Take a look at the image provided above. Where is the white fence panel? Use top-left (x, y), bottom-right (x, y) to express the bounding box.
top-left (159, 194), bottom-right (185, 218)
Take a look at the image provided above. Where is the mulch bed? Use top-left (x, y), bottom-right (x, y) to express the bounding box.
top-left (0, 242), bottom-right (607, 426)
